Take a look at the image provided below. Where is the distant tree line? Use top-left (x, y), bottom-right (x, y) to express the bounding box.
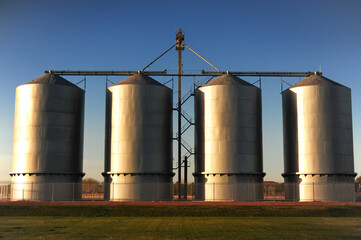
top-left (173, 182), bottom-right (195, 196)
top-left (264, 183), bottom-right (284, 195)
top-left (82, 178), bottom-right (104, 194)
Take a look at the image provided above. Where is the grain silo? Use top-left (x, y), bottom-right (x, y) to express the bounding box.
top-left (104, 73), bottom-right (174, 201)
top-left (194, 72), bottom-right (264, 201)
top-left (11, 73), bottom-right (85, 201)
top-left (282, 73), bottom-right (356, 201)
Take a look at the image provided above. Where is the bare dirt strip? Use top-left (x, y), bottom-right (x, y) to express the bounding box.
top-left (1, 200), bottom-right (360, 206)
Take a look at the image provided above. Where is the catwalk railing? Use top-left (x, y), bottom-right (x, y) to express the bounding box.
top-left (1, 182), bottom-right (360, 202)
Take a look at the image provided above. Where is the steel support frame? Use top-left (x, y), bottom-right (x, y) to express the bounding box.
top-left (45, 70), bottom-right (321, 78)
top-left (176, 29), bottom-right (185, 200)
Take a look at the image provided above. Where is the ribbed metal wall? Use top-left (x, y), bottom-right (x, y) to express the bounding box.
top-left (194, 73), bottom-right (264, 201)
top-left (282, 74), bottom-right (356, 201)
top-left (11, 74), bottom-right (85, 201)
top-left (104, 74), bottom-right (174, 201)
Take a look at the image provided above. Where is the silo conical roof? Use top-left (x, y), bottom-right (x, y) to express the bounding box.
top-left (113, 73), bottom-right (164, 87)
top-left (291, 74), bottom-right (346, 88)
top-left (203, 73), bottom-right (256, 88)
top-left (25, 73), bottom-right (80, 89)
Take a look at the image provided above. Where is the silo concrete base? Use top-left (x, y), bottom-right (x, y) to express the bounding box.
top-left (10, 173), bottom-right (83, 201)
top-left (103, 175), bottom-right (111, 201)
top-left (194, 174), bottom-right (264, 201)
top-left (108, 173), bottom-right (173, 201)
top-left (283, 174), bottom-right (356, 202)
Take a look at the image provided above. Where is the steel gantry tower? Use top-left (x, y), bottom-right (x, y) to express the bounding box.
top-left (176, 29), bottom-right (184, 200)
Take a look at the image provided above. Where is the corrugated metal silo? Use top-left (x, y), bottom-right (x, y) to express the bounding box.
top-left (11, 73), bottom-right (85, 201)
top-left (104, 73), bottom-right (174, 201)
top-left (194, 73), bottom-right (264, 201)
top-left (282, 74), bottom-right (356, 201)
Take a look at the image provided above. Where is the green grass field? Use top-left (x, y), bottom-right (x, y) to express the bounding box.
top-left (0, 205), bottom-right (360, 239)
top-left (1, 205), bottom-right (361, 217)
top-left (0, 216), bottom-right (360, 239)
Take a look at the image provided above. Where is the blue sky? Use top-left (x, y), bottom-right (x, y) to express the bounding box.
top-left (0, 0), bottom-right (360, 182)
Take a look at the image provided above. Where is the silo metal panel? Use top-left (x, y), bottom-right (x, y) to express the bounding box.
top-left (13, 83), bottom-right (84, 174)
top-left (196, 84), bottom-right (262, 174)
top-left (282, 75), bottom-right (355, 201)
top-left (11, 75), bottom-right (85, 201)
top-left (105, 74), bottom-right (173, 201)
top-left (284, 85), bottom-right (354, 174)
top-left (194, 73), bottom-right (263, 201)
top-left (110, 84), bottom-right (172, 172)
top-left (108, 83), bottom-right (172, 174)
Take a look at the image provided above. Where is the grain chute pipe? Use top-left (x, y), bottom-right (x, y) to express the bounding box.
top-left (45, 70), bottom-right (320, 77)
top-left (183, 43), bottom-right (220, 72)
top-left (142, 44), bottom-right (176, 71)
top-left (44, 70), bottom-right (167, 76)
top-left (202, 71), bottom-right (322, 77)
